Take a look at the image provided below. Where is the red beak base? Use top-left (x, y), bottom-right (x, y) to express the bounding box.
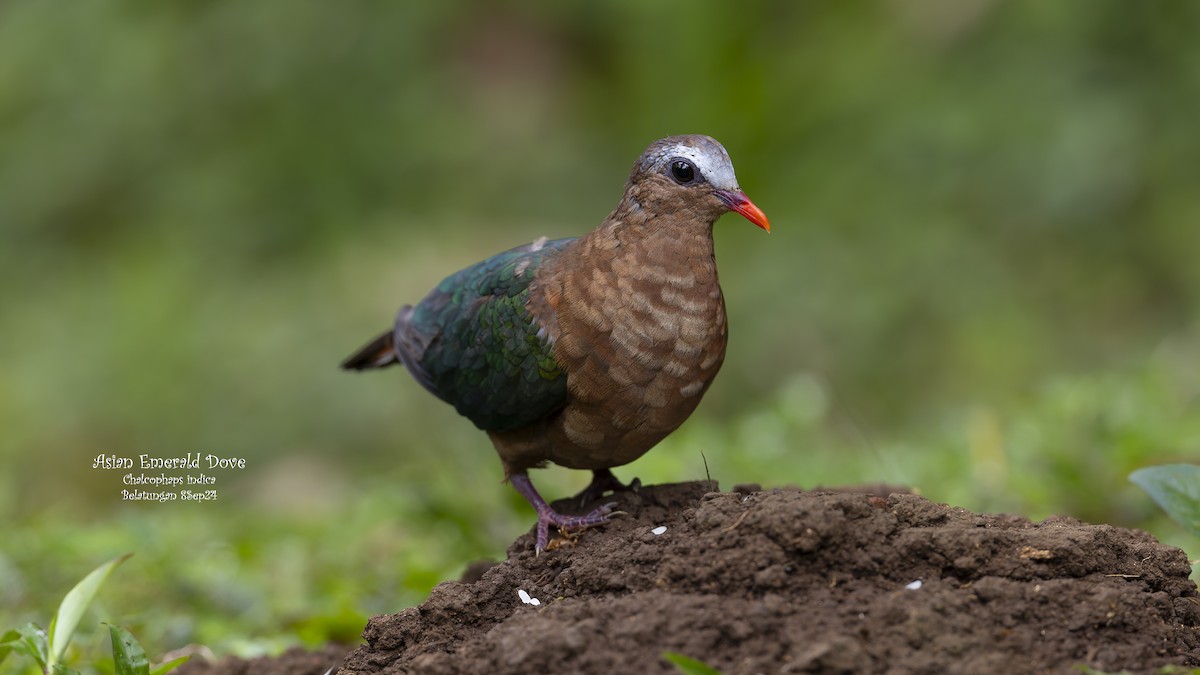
top-left (715, 190), bottom-right (770, 232)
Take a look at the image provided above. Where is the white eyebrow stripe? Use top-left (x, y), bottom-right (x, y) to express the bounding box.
top-left (665, 143), bottom-right (739, 191)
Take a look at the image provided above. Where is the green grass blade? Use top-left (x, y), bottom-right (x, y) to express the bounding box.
top-left (663, 652), bottom-right (724, 675)
top-left (108, 624), bottom-right (150, 675)
top-left (47, 553), bottom-right (133, 668)
top-left (149, 655), bottom-right (192, 675)
top-left (1130, 465), bottom-right (1200, 538)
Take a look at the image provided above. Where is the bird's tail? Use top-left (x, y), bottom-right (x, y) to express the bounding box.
top-left (341, 330), bottom-right (399, 371)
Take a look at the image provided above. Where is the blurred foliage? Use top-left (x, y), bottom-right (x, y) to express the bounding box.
top-left (2, 0), bottom-right (1198, 664)
top-left (0, 553), bottom-right (190, 675)
top-left (1132, 464), bottom-right (1200, 539)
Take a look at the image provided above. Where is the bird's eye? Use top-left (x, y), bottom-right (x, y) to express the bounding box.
top-left (670, 160), bottom-right (696, 184)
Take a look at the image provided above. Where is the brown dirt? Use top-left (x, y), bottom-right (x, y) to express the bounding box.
top-left (187, 482), bottom-right (1200, 674)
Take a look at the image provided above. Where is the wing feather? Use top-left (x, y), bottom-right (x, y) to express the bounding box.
top-left (395, 238), bottom-right (575, 431)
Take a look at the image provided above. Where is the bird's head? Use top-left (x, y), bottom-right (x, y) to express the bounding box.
top-left (626, 134), bottom-right (770, 232)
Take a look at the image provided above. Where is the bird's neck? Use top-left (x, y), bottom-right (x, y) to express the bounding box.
top-left (590, 200), bottom-right (721, 286)
top-left (526, 200), bottom-right (726, 349)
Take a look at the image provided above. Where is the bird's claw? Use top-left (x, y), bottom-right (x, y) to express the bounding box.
top-left (534, 501), bottom-right (619, 555)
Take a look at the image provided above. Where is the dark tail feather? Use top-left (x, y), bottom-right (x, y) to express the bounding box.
top-left (341, 331), bottom-right (399, 371)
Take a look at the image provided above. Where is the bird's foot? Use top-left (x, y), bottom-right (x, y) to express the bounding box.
top-left (510, 471), bottom-right (624, 554)
top-left (575, 468), bottom-right (641, 508)
top-left (534, 501), bottom-right (620, 555)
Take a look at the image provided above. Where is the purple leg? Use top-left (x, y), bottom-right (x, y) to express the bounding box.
top-left (509, 472), bottom-right (618, 554)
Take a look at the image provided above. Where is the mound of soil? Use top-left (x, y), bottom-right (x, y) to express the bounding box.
top-left (338, 482), bottom-right (1199, 674)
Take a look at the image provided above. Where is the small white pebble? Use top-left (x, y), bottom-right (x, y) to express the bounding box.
top-left (651, 525), bottom-right (667, 535)
top-left (529, 597), bottom-right (541, 606)
top-left (518, 589), bottom-right (532, 604)
top-left (905, 580), bottom-right (923, 591)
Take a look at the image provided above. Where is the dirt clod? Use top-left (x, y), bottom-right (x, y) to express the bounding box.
top-left (176, 483), bottom-right (1199, 674)
top-left (339, 482), bottom-right (1199, 675)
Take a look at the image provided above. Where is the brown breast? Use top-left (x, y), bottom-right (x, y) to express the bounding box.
top-left (523, 218), bottom-right (727, 470)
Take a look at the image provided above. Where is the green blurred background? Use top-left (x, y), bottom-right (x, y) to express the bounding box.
top-left (2, 0), bottom-right (1198, 667)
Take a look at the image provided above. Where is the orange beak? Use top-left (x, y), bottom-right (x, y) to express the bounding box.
top-left (715, 190), bottom-right (770, 232)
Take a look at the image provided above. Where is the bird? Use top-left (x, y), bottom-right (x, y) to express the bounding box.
top-left (342, 134), bottom-right (769, 553)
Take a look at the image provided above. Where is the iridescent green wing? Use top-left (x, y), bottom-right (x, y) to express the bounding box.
top-left (405, 238), bottom-right (573, 431)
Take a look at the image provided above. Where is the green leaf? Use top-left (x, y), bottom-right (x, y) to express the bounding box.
top-left (0, 623), bottom-right (49, 669)
top-left (47, 553), bottom-right (133, 669)
top-left (150, 655), bottom-right (192, 675)
top-left (0, 628), bottom-right (17, 666)
top-left (1130, 465), bottom-right (1200, 538)
top-left (663, 652), bottom-right (724, 675)
top-left (108, 624), bottom-right (150, 675)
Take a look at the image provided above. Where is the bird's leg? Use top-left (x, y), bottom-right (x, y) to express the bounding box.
top-left (575, 467), bottom-right (641, 507)
top-left (509, 471), bottom-right (618, 554)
